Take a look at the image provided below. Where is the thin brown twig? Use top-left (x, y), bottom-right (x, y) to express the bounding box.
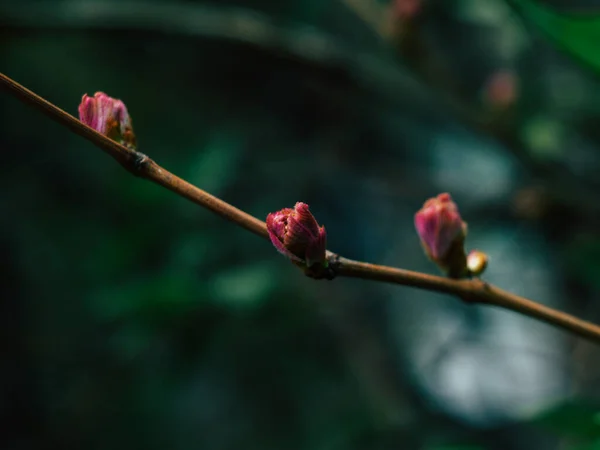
top-left (7, 0), bottom-right (597, 215)
top-left (2, 71), bottom-right (600, 344)
top-left (0, 72), bottom-right (267, 240)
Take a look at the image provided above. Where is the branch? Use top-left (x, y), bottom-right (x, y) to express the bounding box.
top-left (0, 0), bottom-right (464, 140)
top-left (0, 72), bottom-right (267, 240)
top-left (2, 71), bottom-right (600, 344)
top-left (4, 0), bottom-right (599, 218)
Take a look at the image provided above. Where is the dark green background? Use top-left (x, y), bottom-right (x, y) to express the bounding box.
top-left (1, 0), bottom-right (600, 449)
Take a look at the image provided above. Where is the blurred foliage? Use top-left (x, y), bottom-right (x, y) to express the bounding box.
top-left (2, 0), bottom-right (600, 449)
top-left (531, 400), bottom-right (600, 440)
top-left (510, 0), bottom-right (600, 74)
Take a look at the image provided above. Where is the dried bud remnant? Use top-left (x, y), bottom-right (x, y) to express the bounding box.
top-left (266, 202), bottom-right (327, 268)
top-left (78, 92), bottom-right (136, 149)
top-left (414, 193), bottom-right (468, 278)
top-left (467, 250), bottom-right (488, 276)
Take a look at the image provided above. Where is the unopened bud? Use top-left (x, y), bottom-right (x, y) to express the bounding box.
top-left (467, 250), bottom-right (488, 276)
top-left (78, 92), bottom-right (136, 148)
top-left (266, 202), bottom-right (327, 268)
top-left (414, 193), bottom-right (468, 278)
top-left (484, 70), bottom-right (518, 110)
top-left (392, 0), bottom-right (422, 21)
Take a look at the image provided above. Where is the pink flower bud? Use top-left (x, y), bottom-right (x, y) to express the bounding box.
top-left (266, 202), bottom-right (327, 268)
top-left (414, 193), bottom-right (468, 277)
top-left (78, 92), bottom-right (136, 148)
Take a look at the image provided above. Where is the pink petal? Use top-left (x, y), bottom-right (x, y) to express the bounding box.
top-left (293, 202), bottom-right (320, 237)
top-left (414, 193), bottom-right (465, 260)
top-left (305, 226), bottom-right (327, 267)
top-left (266, 210), bottom-right (302, 262)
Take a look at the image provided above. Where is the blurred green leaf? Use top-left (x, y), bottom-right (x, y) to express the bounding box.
top-left (510, 0), bottom-right (600, 73)
top-left (520, 115), bottom-right (565, 160)
top-left (531, 401), bottom-right (600, 440)
top-left (210, 262), bottom-right (278, 310)
top-left (564, 235), bottom-right (600, 291)
top-left (426, 446), bottom-right (484, 450)
top-left (571, 440), bottom-right (600, 450)
top-left (90, 272), bottom-right (200, 320)
top-left (185, 131), bottom-right (242, 196)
